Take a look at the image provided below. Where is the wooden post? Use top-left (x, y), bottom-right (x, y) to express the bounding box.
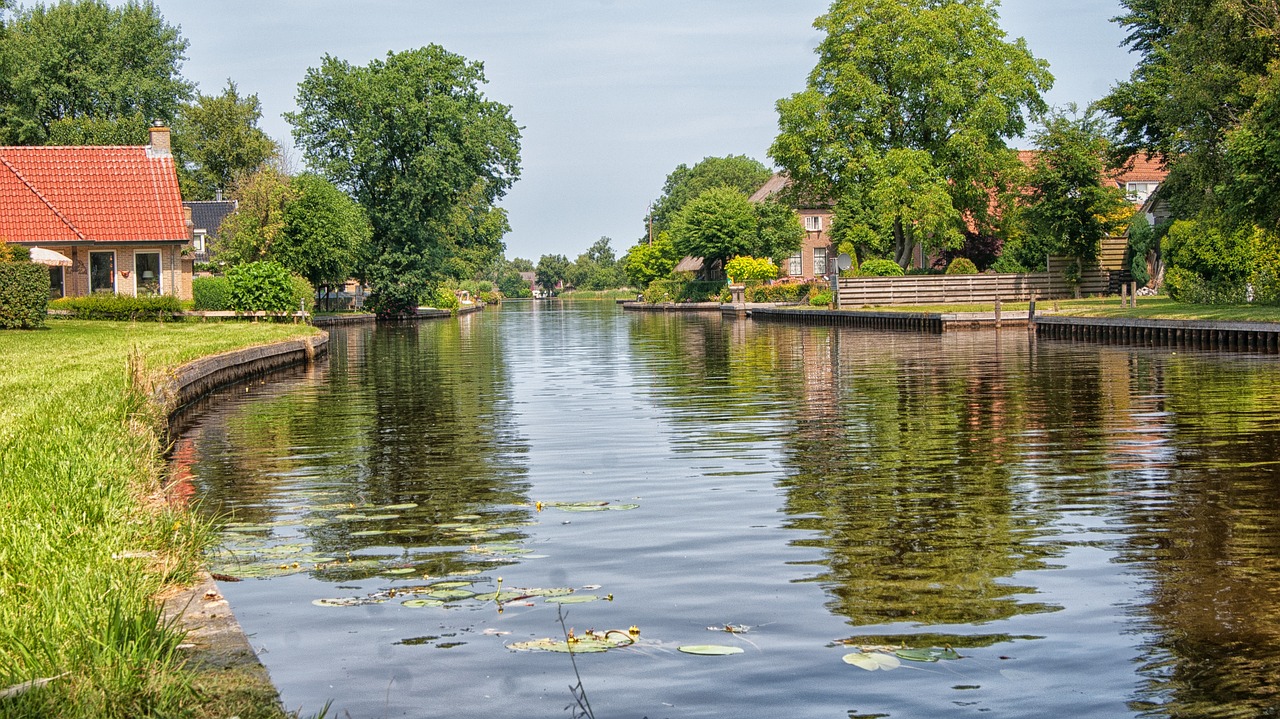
top-left (1131, 282), bottom-right (1138, 307)
top-left (994, 297), bottom-right (1002, 329)
top-left (1121, 282), bottom-right (1130, 308)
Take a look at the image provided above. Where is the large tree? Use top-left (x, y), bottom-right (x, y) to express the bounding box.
top-left (174, 81), bottom-right (278, 200)
top-left (770, 0), bottom-right (1051, 268)
top-left (287, 46), bottom-right (522, 314)
top-left (669, 187), bottom-right (804, 273)
top-left (648, 155), bottom-right (773, 236)
top-left (0, 0), bottom-right (191, 145)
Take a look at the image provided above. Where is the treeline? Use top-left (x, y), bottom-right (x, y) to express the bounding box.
top-left (0, 0), bottom-right (522, 315)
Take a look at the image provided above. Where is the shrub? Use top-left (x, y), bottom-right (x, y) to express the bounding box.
top-left (478, 290), bottom-right (502, 305)
top-left (192, 276), bottom-right (232, 311)
top-left (945, 257), bottom-right (978, 275)
top-left (859, 259), bottom-right (905, 277)
top-left (290, 274), bottom-right (316, 314)
top-left (431, 286), bottom-right (460, 311)
top-left (0, 262), bottom-right (50, 329)
top-left (725, 256), bottom-right (779, 283)
top-left (1163, 267), bottom-right (1247, 304)
top-left (810, 290), bottom-right (833, 306)
top-left (49, 293), bottom-right (182, 321)
top-left (226, 261), bottom-right (294, 313)
top-left (745, 281), bottom-right (825, 303)
top-left (990, 254), bottom-right (1030, 273)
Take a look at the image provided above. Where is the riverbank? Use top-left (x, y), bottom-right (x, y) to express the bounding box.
top-left (0, 321), bottom-right (321, 719)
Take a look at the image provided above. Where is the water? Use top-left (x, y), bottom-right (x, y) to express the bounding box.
top-left (177, 301), bottom-right (1280, 718)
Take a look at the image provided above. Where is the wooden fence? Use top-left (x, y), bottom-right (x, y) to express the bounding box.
top-left (838, 260), bottom-right (1111, 307)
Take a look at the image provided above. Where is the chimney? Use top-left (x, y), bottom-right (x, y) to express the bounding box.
top-left (147, 122), bottom-right (171, 157)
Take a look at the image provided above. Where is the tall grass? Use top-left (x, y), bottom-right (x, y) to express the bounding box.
top-left (0, 321), bottom-right (318, 718)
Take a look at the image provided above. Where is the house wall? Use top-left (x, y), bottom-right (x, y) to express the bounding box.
top-left (62, 244), bottom-right (193, 301)
top-left (785, 208), bottom-right (835, 280)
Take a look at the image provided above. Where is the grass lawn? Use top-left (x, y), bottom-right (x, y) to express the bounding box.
top-left (823, 297), bottom-right (1280, 323)
top-left (0, 320), bottom-right (319, 719)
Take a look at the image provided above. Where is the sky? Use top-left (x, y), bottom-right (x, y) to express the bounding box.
top-left (153, 0), bottom-right (1137, 261)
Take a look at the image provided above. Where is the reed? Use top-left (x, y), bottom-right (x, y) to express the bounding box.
top-left (0, 320), bottom-right (318, 718)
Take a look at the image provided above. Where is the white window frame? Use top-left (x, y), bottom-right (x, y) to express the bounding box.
top-left (134, 250), bottom-right (163, 297)
top-left (804, 215), bottom-right (822, 232)
top-left (788, 253), bottom-right (803, 276)
top-left (193, 230), bottom-right (207, 253)
top-left (89, 250), bottom-right (116, 294)
top-left (813, 247), bottom-right (829, 277)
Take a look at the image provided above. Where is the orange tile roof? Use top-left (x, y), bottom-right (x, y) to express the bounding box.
top-left (0, 145), bottom-right (187, 244)
top-left (1016, 150), bottom-right (1169, 193)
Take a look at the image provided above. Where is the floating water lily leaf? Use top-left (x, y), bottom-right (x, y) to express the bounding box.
top-left (312, 597), bottom-right (386, 608)
top-left (509, 632), bottom-right (632, 654)
top-left (428, 581), bottom-right (475, 590)
top-left (384, 568), bottom-right (416, 575)
top-left (453, 514), bottom-right (482, 520)
top-left (521, 587), bottom-right (574, 598)
top-left (362, 514), bottom-right (399, 521)
top-left (894, 647), bottom-right (961, 663)
top-left (472, 590), bottom-right (527, 602)
top-left (550, 502), bottom-right (639, 512)
top-left (544, 594), bottom-right (598, 604)
top-left (402, 599), bottom-right (444, 608)
top-left (333, 514), bottom-right (365, 521)
top-left (379, 504), bottom-right (419, 511)
top-left (843, 652), bottom-right (901, 671)
top-left (427, 589), bottom-right (476, 602)
top-left (678, 645), bottom-right (744, 656)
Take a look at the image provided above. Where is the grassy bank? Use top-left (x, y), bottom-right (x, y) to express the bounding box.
top-left (556, 288), bottom-right (639, 300)
top-left (0, 321), bottom-right (319, 719)
top-left (819, 297), bottom-right (1280, 323)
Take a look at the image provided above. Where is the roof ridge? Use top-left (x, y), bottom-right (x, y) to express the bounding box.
top-left (0, 152), bottom-right (88, 241)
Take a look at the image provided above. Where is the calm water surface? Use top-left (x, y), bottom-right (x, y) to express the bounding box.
top-left (179, 301), bottom-right (1280, 718)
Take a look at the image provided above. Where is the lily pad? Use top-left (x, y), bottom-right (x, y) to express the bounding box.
top-left (509, 632), bottom-right (633, 654)
top-left (678, 645), bottom-right (744, 656)
top-left (472, 590), bottom-right (528, 602)
top-left (312, 597), bottom-right (386, 608)
top-left (895, 647), bottom-right (961, 663)
top-left (401, 599), bottom-right (445, 608)
top-left (379, 504), bottom-right (419, 511)
top-left (383, 568), bottom-right (416, 576)
top-left (428, 581), bottom-right (475, 590)
top-left (333, 514), bottom-right (365, 521)
top-left (550, 502), bottom-right (639, 512)
top-left (843, 652), bottom-right (902, 671)
top-left (544, 594), bottom-right (599, 604)
top-left (427, 589), bottom-right (476, 602)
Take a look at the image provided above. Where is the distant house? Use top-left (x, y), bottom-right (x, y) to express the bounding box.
top-left (184, 198), bottom-right (238, 264)
top-left (0, 125), bottom-right (194, 300)
top-left (749, 174), bottom-right (834, 281)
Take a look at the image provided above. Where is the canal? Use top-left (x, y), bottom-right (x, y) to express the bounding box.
top-left (178, 300), bottom-right (1280, 718)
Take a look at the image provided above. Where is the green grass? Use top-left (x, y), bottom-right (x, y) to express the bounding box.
top-left (0, 320), bottom-right (318, 719)
top-left (557, 288), bottom-right (640, 300)
top-left (819, 297), bottom-right (1280, 323)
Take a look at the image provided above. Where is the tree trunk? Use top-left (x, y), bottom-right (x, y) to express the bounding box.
top-left (892, 217), bottom-right (914, 269)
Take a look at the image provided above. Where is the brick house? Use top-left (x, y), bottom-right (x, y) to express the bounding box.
top-left (749, 174), bottom-right (835, 281)
top-left (0, 125), bottom-right (194, 300)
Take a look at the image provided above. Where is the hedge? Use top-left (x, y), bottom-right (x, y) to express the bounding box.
top-left (192, 276), bottom-right (232, 311)
top-left (49, 294), bottom-right (183, 321)
top-left (0, 262), bottom-right (50, 329)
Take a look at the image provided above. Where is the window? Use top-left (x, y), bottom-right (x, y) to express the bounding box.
top-left (135, 251), bottom-right (161, 296)
top-left (89, 251), bottom-right (115, 293)
top-left (193, 230), bottom-right (206, 252)
top-left (804, 215), bottom-right (822, 231)
top-left (1126, 182), bottom-right (1158, 203)
top-left (788, 253), bottom-right (803, 276)
top-left (49, 267), bottom-right (64, 299)
top-left (813, 247), bottom-right (829, 276)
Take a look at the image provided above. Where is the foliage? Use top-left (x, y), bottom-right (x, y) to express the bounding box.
top-left (1127, 213), bottom-right (1157, 287)
top-left (770, 0), bottom-right (1051, 267)
top-left (753, 199), bottom-right (806, 264)
top-left (641, 277), bottom-right (726, 304)
top-left (945, 257), bottom-right (979, 275)
top-left (1023, 108), bottom-right (1134, 268)
top-left (48, 293), bottom-right (181, 320)
top-left (670, 187), bottom-right (758, 273)
top-left (0, 0), bottom-right (192, 145)
top-left (648, 155), bottom-right (773, 235)
top-left (217, 169), bottom-right (370, 292)
top-left (1099, 0), bottom-right (1273, 220)
top-left (290, 274), bottom-right (316, 314)
top-left (989, 253), bottom-right (1032, 274)
top-left (192, 276), bottom-right (232, 311)
top-left (0, 261), bottom-right (49, 328)
top-left (431, 286), bottom-right (460, 311)
top-left (859, 259), bottom-right (906, 277)
top-left (536, 253), bottom-right (570, 292)
top-left (0, 237), bottom-right (31, 263)
top-left (1162, 219), bottom-right (1254, 287)
top-left (621, 232), bottom-right (681, 288)
top-left (567, 237), bottom-right (628, 290)
top-left (746, 281), bottom-right (824, 303)
top-left (45, 111), bottom-right (148, 145)
top-left (497, 270), bottom-right (532, 298)
top-left (725, 256), bottom-right (779, 283)
top-left (288, 46), bottom-right (522, 315)
top-left (173, 80), bottom-right (278, 200)
top-left (810, 290), bottom-right (833, 306)
top-left (226, 261), bottom-right (294, 313)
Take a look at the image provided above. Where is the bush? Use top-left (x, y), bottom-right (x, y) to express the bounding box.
top-left (478, 290), bottom-right (502, 305)
top-left (725, 256), bottom-right (779, 283)
top-left (192, 276), bottom-right (232, 311)
top-left (990, 254), bottom-right (1030, 273)
top-left (290, 274), bottom-right (316, 314)
top-left (0, 262), bottom-right (50, 329)
top-left (49, 293), bottom-right (182, 321)
top-left (1163, 267), bottom-right (1248, 304)
top-left (859, 259), bottom-right (905, 277)
top-left (226, 261), bottom-right (294, 313)
top-left (745, 281), bottom-right (824, 303)
top-left (431, 286), bottom-right (460, 311)
top-left (809, 290), bottom-right (833, 306)
top-left (945, 257), bottom-right (978, 275)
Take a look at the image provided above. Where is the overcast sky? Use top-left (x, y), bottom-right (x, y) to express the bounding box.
top-left (155, 0), bottom-right (1136, 261)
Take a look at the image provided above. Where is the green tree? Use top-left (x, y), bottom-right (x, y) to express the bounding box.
top-left (174, 80), bottom-right (278, 200)
top-left (770, 0), bottom-right (1052, 268)
top-left (567, 237), bottom-right (627, 290)
top-left (216, 167), bottom-right (294, 266)
top-left (670, 187), bottom-right (759, 274)
top-left (648, 155), bottom-right (773, 235)
top-left (509, 257), bottom-right (535, 273)
top-left (622, 232), bottom-right (681, 288)
top-left (287, 46), bottom-right (522, 315)
top-left (1023, 109), bottom-right (1133, 279)
top-left (0, 0), bottom-right (192, 145)
top-left (535, 253), bottom-right (569, 292)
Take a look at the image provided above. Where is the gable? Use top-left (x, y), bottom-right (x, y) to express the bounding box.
top-left (0, 146), bottom-right (188, 244)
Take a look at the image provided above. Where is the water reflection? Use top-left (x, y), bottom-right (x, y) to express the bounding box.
top-left (182, 303), bottom-right (1280, 718)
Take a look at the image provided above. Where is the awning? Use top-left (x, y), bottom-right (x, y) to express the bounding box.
top-left (29, 247), bottom-right (72, 267)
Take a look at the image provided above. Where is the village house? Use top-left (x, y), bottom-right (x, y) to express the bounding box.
top-left (749, 174), bottom-right (835, 281)
top-left (0, 124), bottom-right (194, 300)
top-left (184, 196), bottom-right (238, 264)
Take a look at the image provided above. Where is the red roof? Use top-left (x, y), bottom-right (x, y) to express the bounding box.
top-left (1017, 150), bottom-right (1169, 194)
top-left (0, 145), bottom-right (187, 244)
